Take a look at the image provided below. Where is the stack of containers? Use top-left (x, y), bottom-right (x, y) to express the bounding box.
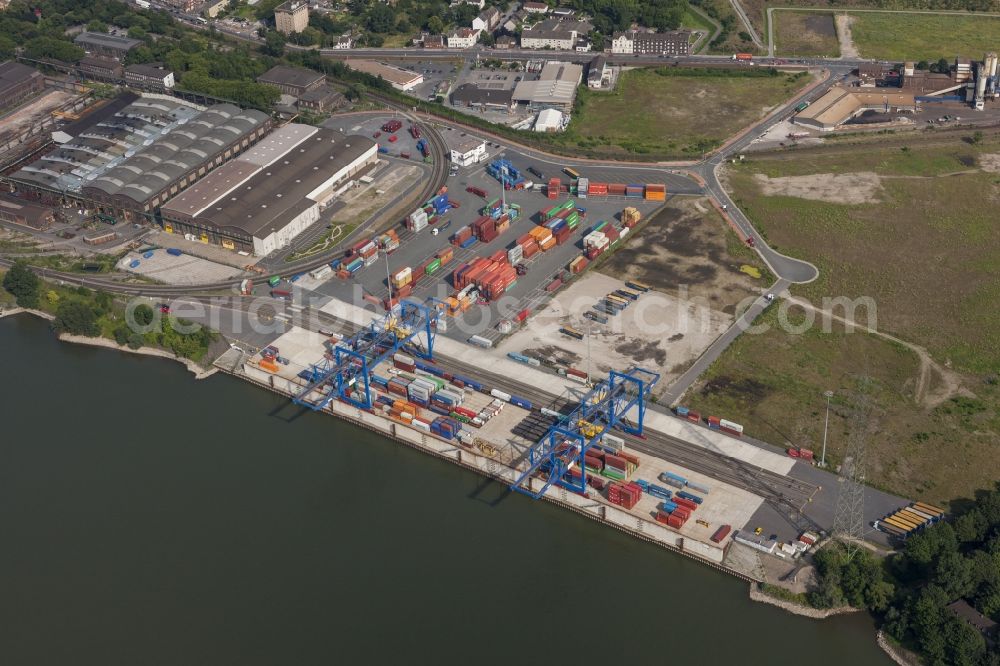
top-left (345, 257), bottom-right (364, 275)
top-left (405, 377), bottom-right (433, 406)
top-left (569, 256), bottom-right (588, 274)
top-left (378, 229), bottom-right (400, 253)
top-left (547, 177), bottom-right (561, 199)
top-left (607, 481), bottom-right (642, 509)
top-left (507, 243), bottom-right (524, 265)
top-left (603, 453), bottom-right (630, 480)
top-left (588, 182), bottom-right (608, 197)
top-left (604, 224), bottom-right (620, 246)
top-left (436, 246), bottom-right (454, 266)
top-left (393, 352), bottom-right (416, 372)
top-left (577, 177), bottom-right (589, 199)
top-left (584, 450), bottom-right (604, 473)
top-left (622, 207), bottom-right (641, 227)
top-left (529, 225), bottom-right (555, 251)
top-left (388, 399), bottom-right (415, 424)
top-left (387, 376), bottom-right (410, 396)
top-left (391, 267), bottom-right (412, 293)
top-left (625, 184), bottom-right (644, 199)
top-left (609, 183), bottom-right (627, 197)
top-left (516, 233), bottom-right (540, 258)
top-left (472, 216), bottom-right (498, 242)
top-left (408, 208), bottom-right (428, 232)
top-left (430, 416), bottom-right (459, 440)
top-left (451, 225), bottom-right (473, 246)
top-left (644, 184), bottom-right (666, 201)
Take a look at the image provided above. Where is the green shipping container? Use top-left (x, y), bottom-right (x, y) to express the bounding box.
top-left (594, 221), bottom-right (608, 232)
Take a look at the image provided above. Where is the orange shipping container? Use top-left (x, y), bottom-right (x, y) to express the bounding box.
top-left (259, 359), bottom-right (279, 373)
top-left (540, 237), bottom-right (556, 251)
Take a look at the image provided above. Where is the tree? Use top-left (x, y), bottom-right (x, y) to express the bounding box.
top-left (971, 130), bottom-right (984, 145)
top-left (916, 60), bottom-right (929, 70)
top-left (3, 261), bottom-right (40, 308)
top-left (128, 26), bottom-right (147, 40)
top-left (86, 19), bottom-right (108, 32)
top-left (133, 303), bottom-right (154, 327)
top-left (24, 36), bottom-right (85, 63)
top-left (263, 30), bottom-right (286, 57)
top-left (0, 35), bottom-right (16, 61)
top-left (366, 4), bottom-right (396, 33)
top-left (427, 15), bottom-right (444, 34)
top-left (52, 301), bottom-right (100, 337)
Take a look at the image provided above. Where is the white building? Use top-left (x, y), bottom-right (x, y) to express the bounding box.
top-left (611, 31), bottom-right (634, 54)
top-left (447, 27), bottom-right (480, 49)
top-left (331, 33), bottom-right (355, 49)
top-left (522, 1), bottom-right (548, 13)
top-left (450, 0), bottom-right (484, 9)
top-left (449, 137), bottom-right (486, 166)
top-left (472, 6), bottom-right (501, 32)
top-left (534, 108), bottom-right (564, 132)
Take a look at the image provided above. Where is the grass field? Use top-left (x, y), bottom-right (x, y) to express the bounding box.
top-left (773, 11), bottom-right (839, 57)
top-left (558, 68), bottom-right (811, 159)
top-left (849, 12), bottom-right (1000, 61)
top-left (687, 135), bottom-right (1000, 502)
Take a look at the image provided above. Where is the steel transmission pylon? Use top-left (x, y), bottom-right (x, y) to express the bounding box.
top-left (832, 379), bottom-right (875, 559)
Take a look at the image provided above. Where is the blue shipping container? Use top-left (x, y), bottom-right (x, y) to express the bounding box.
top-left (676, 406), bottom-right (690, 416)
top-left (460, 237), bottom-right (478, 249)
top-left (166, 248), bottom-right (182, 256)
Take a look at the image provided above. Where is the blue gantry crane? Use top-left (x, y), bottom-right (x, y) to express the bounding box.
top-left (510, 367), bottom-right (660, 499)
top-left (293, 299), bottom-right (439, 411)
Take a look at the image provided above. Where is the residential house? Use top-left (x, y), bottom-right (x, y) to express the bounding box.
top-left (587, 55), bottom-right (610, 89)
top-left (447, 27), bottom-right (480, 49)
top-left (472, 6), bottom-right (501, 33)
top-left (522, 1), bottom-right (548, 13)
top-left (611, 29), bottom-right (691, 56)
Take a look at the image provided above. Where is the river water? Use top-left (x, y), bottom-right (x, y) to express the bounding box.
top-left (0, 314), bottom-right (890, 665)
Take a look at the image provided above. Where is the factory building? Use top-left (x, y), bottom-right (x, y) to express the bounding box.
top-left (0, 61), bottom-right (45, 110)
top-left (9, 96), bottom-right (271, 223)
top-left (159, 126), bottom-right (377, 255)
top-left (256, 65), bottom-right (325, 97)
top-left (73, 32), bottom-right (141, 60)
top-left (0, 194), bottom-right (55, 230)
top-left (447, 136), bottom-right (486, 166)
top-left (511, 61), bottom-right (583, 112)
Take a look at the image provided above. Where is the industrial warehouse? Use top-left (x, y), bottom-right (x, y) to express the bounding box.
top-left (9, 96), bottom-right (271, 223)
top-left (159, 126), bottom-right (377, 255)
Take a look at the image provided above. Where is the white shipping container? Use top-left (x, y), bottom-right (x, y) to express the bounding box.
top-left (411, 420), bottom-right (431, 432)
top-left (393, 352), bottom-right (414, 365)
top-left (490, 388), bottom-right (512, 402)
top-left (468, 335), bottom-right (493, 348)
top-left (719, 419), bottom-right (744, 434)
top-left (310, 265), bottom-right (333, 280)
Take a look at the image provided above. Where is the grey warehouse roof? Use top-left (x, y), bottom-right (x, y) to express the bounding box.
top-left (10, 95), bottom-right (202, 195)
top-left (81, 104), bottom-right (269, 204)
top-left (257, 65), bottom-right (325, 90)
top-left (74, 31), bottom-right (142, 52)
top-left (166, 128), bottom-right (375, 238)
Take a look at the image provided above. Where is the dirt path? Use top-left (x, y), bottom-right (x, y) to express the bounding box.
top-left (834, 14), bottom-right (859, 59)
top-left (785, 295), bottom-right (970, 408)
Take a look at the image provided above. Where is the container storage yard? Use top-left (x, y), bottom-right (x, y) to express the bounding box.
top-left (212, 292), bottom-right (815, 577)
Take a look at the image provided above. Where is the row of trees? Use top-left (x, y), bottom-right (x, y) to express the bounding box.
top-left (569, 0), bottom-right (690, 34)
top-left (812, 485), bottom-right (1000, 666)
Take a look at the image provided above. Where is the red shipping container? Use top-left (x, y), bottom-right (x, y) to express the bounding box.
top-left (799, 448), bottom-right (815, 461)
top-left (672, 507), bottom-right (691, 520)
top-left (609, 184), bottom-right (627, 195)
top-left (521, 240), bottom-right (540, 258)
top-left (686, 411), bottom-right (701, 423)
top-left (708, 416), bottom-right (721, 425)
top-left (554, 226), bottom-right (572, 245)
top-left (394, 283), bottom-right (413, 298)
top-left (517, 233), bottom-right (533, 247)
top-left (673, 497), bottom-right (698, 512)
top-left (604, 226), bottom-right (620, 241)
top-left (619, 452), bottom-right (640, 467)
top-left (515, 308), bottom-right (530, 323)
top-left (566, 367), bottom-right (587, 378)
top-left (667, 515), bottom-right (685, 529)
top-left (490, 250), bottom-right (507, 264)
top-left (711, 525), bottom-right (732, 543)
top-left (655, 511), bottom-right (672, 525)
top-left (585, 247), bottom-right (601, 261)
top-left (546, 278), bottom-right (562, 292)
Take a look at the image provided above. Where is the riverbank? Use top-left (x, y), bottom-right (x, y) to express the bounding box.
top-left (749, 583), bottom-right (859, 618)
top-left (0, 307), bottom-right (216, 379)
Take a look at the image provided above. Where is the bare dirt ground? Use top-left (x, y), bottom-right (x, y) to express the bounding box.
top-left (597, 198), bottom-right (767, 316)
top-left (834, 14), bottom-right (859, 59)
top-left (498, 272), bottom-right (732, 386)
top-left (0, 90), bottom-right (74, 138)
top-left (978, 153), bottom-right (1000, 173)
top-left (752, 172), bottom-right (882, 204)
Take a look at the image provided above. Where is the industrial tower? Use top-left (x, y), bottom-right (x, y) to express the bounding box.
top-left (831, 379), bottom-right (875, 559)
